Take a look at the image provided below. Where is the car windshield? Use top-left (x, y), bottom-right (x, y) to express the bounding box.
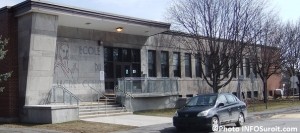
top-left (186, 95), bottom-right (217, 107)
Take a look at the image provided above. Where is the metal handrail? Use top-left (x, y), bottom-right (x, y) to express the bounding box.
top-left (88, 85), bottom-right (107, 114)
top-left (49, 85), bottom-right (81, 105)
top-left (114, 85), bottom-right (134, 99)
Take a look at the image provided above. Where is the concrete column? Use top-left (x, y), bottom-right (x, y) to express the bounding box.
top-left (18, 13), bottom-right (58, 105)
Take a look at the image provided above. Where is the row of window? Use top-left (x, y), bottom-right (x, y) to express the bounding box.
top-left (148, 50), bottom-right (200, 78)
top-left (148, 50), bottom-right (258, 78)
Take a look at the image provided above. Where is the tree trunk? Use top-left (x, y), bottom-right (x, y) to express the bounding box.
top-left (263, 78), bottom-right (268, 105)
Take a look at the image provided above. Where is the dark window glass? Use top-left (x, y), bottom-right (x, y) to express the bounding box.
top-left (132, 64), bottom-right (141, 77)
top-left (104, 62), bottom-right (113, 78)
top-left (104, 47), bottom-right (113, 62)
top-left (132, 49), bottom-right (140, 62)
top-left (247, 91), bottom-right (251, 98)
top-left (205, 54), bottom-right (212, 78)
top-left (254, 91), bottom-right (258, 97)
top-left (252, 63), bottom-right (258, 78)
top-left (195, 54), bottom-right (202, 78)
top-left (246, 58), bottom-right (250, 78)
top-left (161, 51), bottom-right (169, 77)
top-left (231, 58), bottom-right (237, 78)
top-left (173, 52), bottom-right (181, 77)
top-left (240, 59), bottom-right (244, 76)
top-left (122, 48), bottom-right (131, 62)
top-left (148, 50), bottom-right (156, 77)
top-left (185, 53), bottom-right (191, 77)
top-left (223, 63), bottom-right (229, 78)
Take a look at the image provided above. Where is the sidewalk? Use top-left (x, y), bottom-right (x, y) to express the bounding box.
top-left (1, 106), bottom-right (300, 133)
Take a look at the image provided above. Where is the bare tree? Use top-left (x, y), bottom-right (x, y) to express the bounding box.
top-left (0, 36), bottom-right (12, 93)
top-left (167, 0), bottom-right (267, 93)
top-left (281, 21), bottom-right (300, 100)
top-left (249, 14), bottom-right (284, 104)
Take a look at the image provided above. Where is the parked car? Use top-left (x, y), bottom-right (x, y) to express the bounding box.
top-left (173, 93), bottom-right (247, 132)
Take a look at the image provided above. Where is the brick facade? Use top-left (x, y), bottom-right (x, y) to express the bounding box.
top-left (0, 8), bottom-right (19, 120)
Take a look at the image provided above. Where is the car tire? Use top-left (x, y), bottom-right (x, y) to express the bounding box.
top-left (210, 116), bottom-right (219, 132)
top-left (236, 113), bottom-right (245, 127)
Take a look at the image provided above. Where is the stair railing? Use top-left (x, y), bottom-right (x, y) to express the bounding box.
top-left (48, 85), bottom-right (81, 105)
top-left (88, 85), bottom-right (107, 114)
top-left (114, 84), bottom-right (134, 111)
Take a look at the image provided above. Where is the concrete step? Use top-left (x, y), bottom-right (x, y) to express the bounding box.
top-left (79, 109), bottom-right (126, 115)
top-left (79, 104), bottom-right (120, 109)
top-left (79, 107), bottom-right (124, 112)
top-left (79, 112), bottom-right (133, 119)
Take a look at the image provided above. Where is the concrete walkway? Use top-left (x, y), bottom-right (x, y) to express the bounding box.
top-left (81, 115), bottom-right (172, 127)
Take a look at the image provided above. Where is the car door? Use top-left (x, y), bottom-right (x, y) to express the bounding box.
top-left (216, 95), bottom-right (230, 123)
top-left (225, 94), bottom-right (239, 122)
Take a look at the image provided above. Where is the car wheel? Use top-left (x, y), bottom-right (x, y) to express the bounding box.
top-left (236, 113), bottom-right (245, 127)
top-left (210, 116), bottom-right (219, 132)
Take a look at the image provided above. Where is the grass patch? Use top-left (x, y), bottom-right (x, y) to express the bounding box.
top-left (247, 100), bottom-right (300, 113)
top-left (134, 100), bottom-right (300, 117)
top-left (0, 120), bottom-right (135, 133)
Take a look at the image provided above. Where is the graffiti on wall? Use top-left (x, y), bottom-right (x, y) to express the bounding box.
top-left (54, 42), bottom-right (79, 80)
top-left (54, 40), bottom-right (102, 88)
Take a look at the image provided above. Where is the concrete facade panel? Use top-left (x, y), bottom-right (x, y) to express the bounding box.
top-left (30, 56), bottom-right (53, 71)
top-left (32, 34), bottom-right (57, 52)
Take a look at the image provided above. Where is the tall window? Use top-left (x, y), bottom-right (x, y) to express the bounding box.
top-left (205, 54), bottom-right (212, 78)
top-left (173, 52), bottom-right (181, 77)
top-left (185, 53), bottom-right (191, 77)
top-left (161, 51), bottom-right (169, 77)
top-left (240, 59), bottom-right (244, 76)
top-left (231, 58), bottom-right (237, 78)
top-left (148, 50), bottom-right (156, 77)
top-left (245, 58), bottom-right (250, 78)
top-left (195, 54), bottom-right (202, 78)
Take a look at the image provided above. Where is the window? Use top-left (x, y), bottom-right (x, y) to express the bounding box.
top-left (245, 58), bottom-right (250, 78)
top-left (247, 91), bottom-right (251, 98)
top-left (148, 50), bottom-right (156, 77)
top-left (225, 94), bottom-right (237, 104)
top-left (223, 61), bottom-right (229, 78)
top-left (195, 54), bottom-right (202, 78)
top-left (185, 53), bottom-right (191, 77)
top-left (231, 58), bottom-right (237, 78)
top-left (252, 63), bottom-right (258, 78)
top-left (205, 54), bottom-right (212, 78)
top-left (161, 51), bottom-right (169, 77)
top-left (240, 59), bottom-right (244, 76)
top-left (173, 52), bottom-right (181, 77)
top-left (216, 95), bottom-right (228, 105)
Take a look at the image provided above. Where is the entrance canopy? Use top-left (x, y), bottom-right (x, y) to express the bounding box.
top-left (13, 0), bottom-right (171, 36)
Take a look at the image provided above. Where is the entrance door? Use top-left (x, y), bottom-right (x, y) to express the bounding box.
top-left (115, 63), bottom-right (132, 79)
top-left (104, 47), bottom-right (141, 93)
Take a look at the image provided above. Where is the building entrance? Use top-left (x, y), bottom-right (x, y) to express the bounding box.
top-left (104, 47), bottom-right (141, 93)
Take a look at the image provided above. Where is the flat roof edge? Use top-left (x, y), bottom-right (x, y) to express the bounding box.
top-left (12, 0), bottom-right (171, 29)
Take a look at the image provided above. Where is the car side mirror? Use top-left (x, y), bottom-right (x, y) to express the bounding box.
top-left (217, 103), bottom-right (224, 108)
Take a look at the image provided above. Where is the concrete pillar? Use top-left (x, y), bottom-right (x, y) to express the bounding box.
top-left (18, 13), bottom-right (58, 105)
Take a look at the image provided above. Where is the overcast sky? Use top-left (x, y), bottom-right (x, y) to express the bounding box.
top-left (1, 0), bottom-right (300, 23)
